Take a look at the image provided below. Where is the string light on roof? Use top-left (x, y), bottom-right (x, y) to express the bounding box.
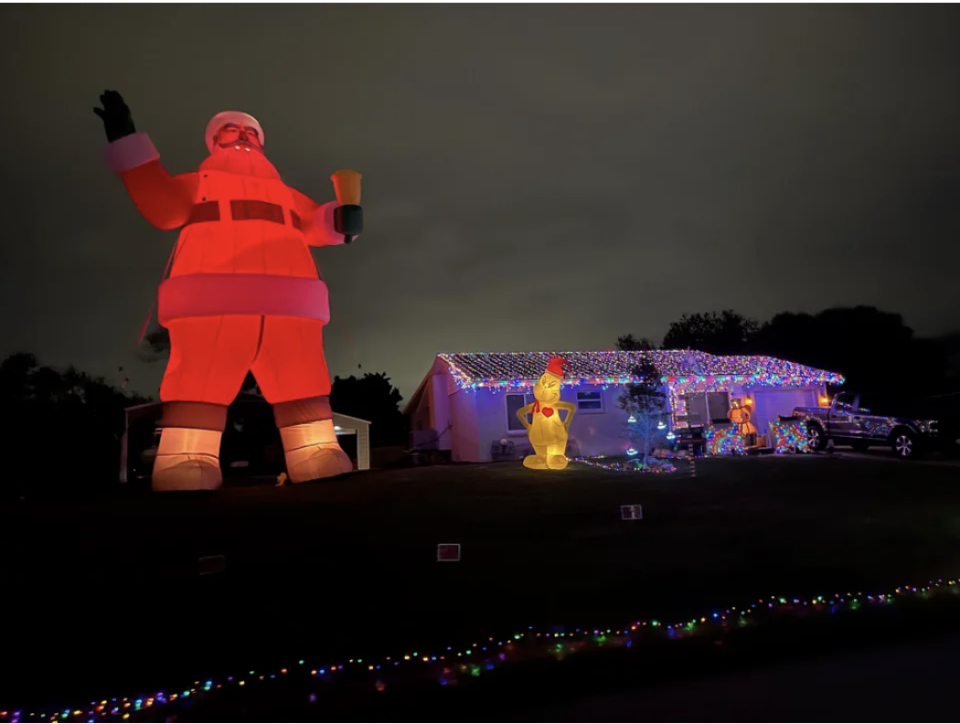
top-left (438, 351), bottom-right (843, 391)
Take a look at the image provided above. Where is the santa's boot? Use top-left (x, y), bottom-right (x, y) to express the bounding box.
top-left (280, 420), bottom-right (353, 482)
top-left (274, 395), bottom-right (352, 483)
top-left (152, 402), bottom-right (226, 492)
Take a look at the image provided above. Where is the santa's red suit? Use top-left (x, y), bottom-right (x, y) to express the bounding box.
top-left (105, 112), bottom-right (358, 491)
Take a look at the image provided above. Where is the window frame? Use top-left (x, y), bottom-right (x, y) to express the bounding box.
top-left (505, 392), bottom-right (536, 433)
top-left (575, 388), bottom-right (605, 414)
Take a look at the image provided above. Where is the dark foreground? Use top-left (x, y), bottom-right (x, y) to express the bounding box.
top-left (5, 454), bottom-right (960, 711)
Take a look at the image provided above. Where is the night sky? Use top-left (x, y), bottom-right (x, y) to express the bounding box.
top-left (2, 4), bottom-right (959, 400)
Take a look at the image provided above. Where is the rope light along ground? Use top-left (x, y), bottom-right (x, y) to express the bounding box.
top-left (3, 578), bottom-right (958, 722)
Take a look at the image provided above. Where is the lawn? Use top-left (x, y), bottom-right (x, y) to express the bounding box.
top-left (6, 453), bottom-right (960, 707)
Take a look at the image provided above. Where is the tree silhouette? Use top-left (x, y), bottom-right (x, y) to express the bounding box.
top-left (617, 334), bottom-right (658, 351)
top-left (645, 305), bottom-right (952, 396)
top-left (330, 372), bottom-right (407, 447)
top-left (1, 352), bottom-right (151, 497)
top-left (754, 306), bottom-right (948, 394)
top-left (662, 310), bottom-right (759, 355)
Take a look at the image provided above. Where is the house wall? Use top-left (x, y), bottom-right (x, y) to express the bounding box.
top-left (450, 387), bottom-right (482, 462)
top-left (436, 374), bottom-right (830, 463)
top-left (667, 382), bottom-right (825, 436)
top-left (431, 373), bottom-right (453, 450)
top-left (465, 384), bottom-right (631, 462)
top-left (358, 424), bottom-right (370, 470)
top-left (408, 362), bottom-right (457, 452)
top-left (409, 391), bottom-right (432, 436)
top-left (744, 385), bottom-right (824, 433)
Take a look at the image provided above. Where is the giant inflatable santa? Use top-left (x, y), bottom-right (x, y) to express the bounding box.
top-left (95, 90), bottom-right (363, 492)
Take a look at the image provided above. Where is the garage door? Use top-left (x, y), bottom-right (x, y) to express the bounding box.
top-left (751, 389), bottom-right (818, 435)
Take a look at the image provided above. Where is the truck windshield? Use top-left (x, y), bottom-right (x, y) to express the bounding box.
top-left (834, 393), bottom-right (856, 412)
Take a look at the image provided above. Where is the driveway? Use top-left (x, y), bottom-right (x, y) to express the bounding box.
top-left (836, 447), bottom-right (960, 468)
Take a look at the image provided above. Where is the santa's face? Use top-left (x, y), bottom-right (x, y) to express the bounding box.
top-left (214, 123), bottom-right (263, 153)
top-left (201, 121), bottom-right (279, 178)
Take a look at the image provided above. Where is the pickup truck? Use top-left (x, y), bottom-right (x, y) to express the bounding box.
top-left (793, 391), bottom-right (953, 460)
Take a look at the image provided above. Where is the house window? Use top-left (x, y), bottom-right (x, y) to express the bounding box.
top-left (681, 392), bottom-right (730, 424)
top-left (707, 392), bottom-right (730, 422)
top-left (683, 394), bottom-right (707, 425)
top-left (506, 393), bottom-right (536, 431)
top-left (576, 389), bottom-right (604, 412)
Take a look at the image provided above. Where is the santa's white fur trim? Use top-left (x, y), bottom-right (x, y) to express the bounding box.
top-left (104, 132), bottom-right (160, 175)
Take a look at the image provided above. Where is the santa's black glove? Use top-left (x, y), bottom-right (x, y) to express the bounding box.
top-left (93, 90), bottom-right (137, 142)
top-left (334, 204), bottom-right (363, 243)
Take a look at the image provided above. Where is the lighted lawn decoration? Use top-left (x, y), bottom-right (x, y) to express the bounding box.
top-left (95, 91), bottom-right (363, 492)
top-left (768, 418), bottom-right (809, 454)
top-left (704, 425), bottom-right (745, 456)
top-left (516, 357), bottom-right (576, 469)
top-left (728, 399), bottom-right (759, 448)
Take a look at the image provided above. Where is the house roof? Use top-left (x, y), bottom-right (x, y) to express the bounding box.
top-left (437, 350), bottom-right (844, 389)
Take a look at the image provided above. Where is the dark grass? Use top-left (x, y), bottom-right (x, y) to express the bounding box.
top-left (5, 454), bottom-right (960, 708)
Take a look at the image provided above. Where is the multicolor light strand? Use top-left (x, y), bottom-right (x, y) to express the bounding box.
top-left (704, 425), bottom-right (746, 456)
top-left (573, 456), bottom-right (678, 474)
top-left (438, 351), bottom-right (843, 392)
top-left (4, 577), bottom-right (957, 723)
top-left (768, 419), bottom-right (810, 454)
top-left (435, 351), bottom-right (842, 434)
top-left (700, 420), bottom-right (810, 457)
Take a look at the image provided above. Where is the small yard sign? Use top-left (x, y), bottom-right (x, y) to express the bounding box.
top-left (198, 555), bottom-right (227, 576)
top-left (437, 544), bottom-right (461, 562)
top-left (620, 504), bottom-right (643, 521)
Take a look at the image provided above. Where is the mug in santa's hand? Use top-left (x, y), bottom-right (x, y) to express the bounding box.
top-left (331, 169), bottom-right (362, 205)
top-left (331, 169), bottom-right (363, 240)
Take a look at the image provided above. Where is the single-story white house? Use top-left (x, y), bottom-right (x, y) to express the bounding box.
top-left (403, 350), bottom-right (844, 463)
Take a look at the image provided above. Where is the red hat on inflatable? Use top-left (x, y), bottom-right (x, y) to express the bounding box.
top-left (546, 356), bottom-right (567, 378)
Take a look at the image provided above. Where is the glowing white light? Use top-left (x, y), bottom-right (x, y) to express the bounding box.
top-left (657, 421), bottom-right (666, 430)
top-left (627, 415), bottom-right (637, 424)
top-left (626, 448), bottom-right (638, 456)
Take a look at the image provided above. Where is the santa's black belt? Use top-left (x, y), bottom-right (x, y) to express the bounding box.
top-left (184, 200), bottom-right (302, 230)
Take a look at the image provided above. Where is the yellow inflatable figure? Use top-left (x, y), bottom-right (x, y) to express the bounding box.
top-left (516, 357), bottom-right (576, 470)
top-left (729, 399), bottom-right (759, 448)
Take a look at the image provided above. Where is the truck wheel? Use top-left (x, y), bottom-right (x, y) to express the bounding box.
top-left (807, 423), bottom-right (826, 451)
top-left (891, 429), bottom-right (917, 459)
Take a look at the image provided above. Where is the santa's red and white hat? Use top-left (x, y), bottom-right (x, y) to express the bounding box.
top-left (205, 111), bottom-right (264, 153)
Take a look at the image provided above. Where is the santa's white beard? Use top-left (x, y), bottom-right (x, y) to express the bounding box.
top-left (199, 146), bottom-right (281, 179)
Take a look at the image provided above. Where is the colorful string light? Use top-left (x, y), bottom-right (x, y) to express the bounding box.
top-left (704, 425), bottom-right (746, 456)
top-left (4, 577), bottom-right (957, 723)
top-left (573, 456), bottom-right (678, 474)
top-left (438, 351), bottom-right (843, 392)
top-left (700, 420), bottom-right (810, 457)
top-left (436, 351), bottom-right (843, 433)
top-left (768, 419), bottom-right (810, 454)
